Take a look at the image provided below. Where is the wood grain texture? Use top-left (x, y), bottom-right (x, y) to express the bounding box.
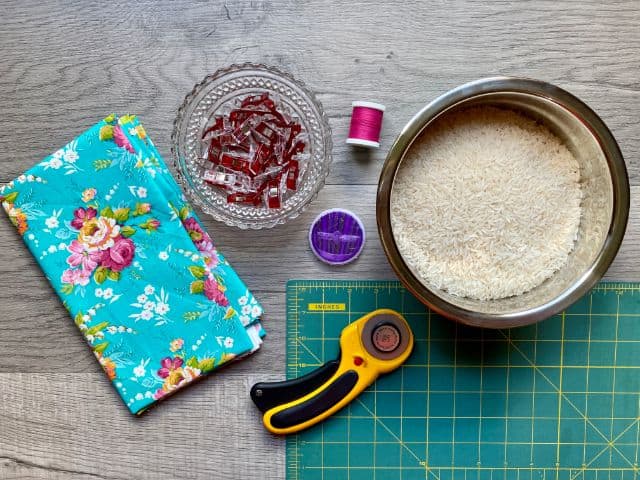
top-left (0, 0), bottom-right (638, 478)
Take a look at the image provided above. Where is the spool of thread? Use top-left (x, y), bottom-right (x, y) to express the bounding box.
top-left (346, 101), bottom-right (385, 148)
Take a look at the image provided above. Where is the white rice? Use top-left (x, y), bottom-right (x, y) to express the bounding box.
top-left (390, 106), bottom-right (582, 301)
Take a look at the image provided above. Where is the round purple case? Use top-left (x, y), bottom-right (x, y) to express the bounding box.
top-left (308, 208), bottom-right (365, 265)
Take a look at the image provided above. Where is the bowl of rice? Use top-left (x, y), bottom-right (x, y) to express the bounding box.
top-left (377, 77), bottom-right (629, 328)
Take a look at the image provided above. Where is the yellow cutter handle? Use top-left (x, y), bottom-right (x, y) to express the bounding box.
top-left (250, 309), bottom-right (413, 435)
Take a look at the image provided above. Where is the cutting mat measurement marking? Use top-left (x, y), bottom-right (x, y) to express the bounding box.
top-left (286, 280), bottom-right (640, 480)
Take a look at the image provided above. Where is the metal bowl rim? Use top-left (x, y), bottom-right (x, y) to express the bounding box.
top-left (376, 76), bottom-right (630, 328)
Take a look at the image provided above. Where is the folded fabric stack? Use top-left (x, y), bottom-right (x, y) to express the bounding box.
top-left (0, 114), bottom-right (264, 414)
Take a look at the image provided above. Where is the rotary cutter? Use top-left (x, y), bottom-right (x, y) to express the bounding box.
top-left (250, 309), bottom-right (414, 435)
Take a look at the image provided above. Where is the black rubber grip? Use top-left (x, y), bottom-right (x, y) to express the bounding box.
top-left (250, 360), bottom-right (340, 412)
top-left (270, 370), bottom-right (359, 429)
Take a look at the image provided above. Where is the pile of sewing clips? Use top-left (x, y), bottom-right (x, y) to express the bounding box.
top-left (201, 93), bottom-right (308, 209)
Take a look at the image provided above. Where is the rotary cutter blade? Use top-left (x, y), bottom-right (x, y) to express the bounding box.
top-left (250, 309), bottom-right (414, 435)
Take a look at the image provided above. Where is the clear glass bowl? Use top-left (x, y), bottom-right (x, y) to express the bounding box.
top-left (172, 63), bottom-right (332, 229)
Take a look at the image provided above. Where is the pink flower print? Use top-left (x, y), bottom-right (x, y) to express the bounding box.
top-left (81, 188), bottom-right (97, 203)
top-left (71, 207), bottom-right (97, 230)
top-left (66, 240), bottom-right (101, 273)
top-left (153, 388), bottom-right (166, 400)
top-left (182, 217), bottom-right (205, 242)
top-left (157, 357), bottom-right (184, 379)
top-left (113, 125), bottom-right (135, 154)
top-left (61, 267), bottom-right (91, 287)
top-left (100, 236), bottom-right (135, 271)
top-left (195, 232), bottom-right (216, 254)
top-left (169, 338), bottom-right (184, 353)
top-left (204, 278), bottom-right (229, 307)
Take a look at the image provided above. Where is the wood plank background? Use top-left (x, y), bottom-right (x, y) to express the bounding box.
top-left (0, 1), bottom-right (638, 478)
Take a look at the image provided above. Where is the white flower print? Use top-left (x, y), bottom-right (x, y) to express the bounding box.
top-left (95, 288), bottom-right (104, 298)
top-left (238, 295), bottom-right (248, 306)
top-left (158, 251), bottom-right (169, 261)
top-left (118, 326), bottom-right (126, 333)
top-left (137, 187), bottom-right (147, 198)
top-left (102, 288), bottom-right (114, 300)
top-left (133, 359), bottom-right (149, 378)
top-left (63, 149), bottom-right (79, 163)
top-left (45, 216), bottom-right (59, 229)
top-left (47, 157), bottom-right (63, 169)
top-left (241, 305), bottom-right (251, 315)
top-left (88, 308), bottom-right (96, 316)
top-left (86, 334), bottom-right (94, 342)
top-left (107, 326), bottom-right (117, 334)
top-left (251, 305), bottom-right (262, 317)
top-left (129, 286), bottom-right (170, 325)
top-left (143, 301), bottom-right (155, 311)
top-left (240, 315), bottom-right (251, 324)
top-left (155, 302), bottom-right (170, 315)
top-left (135, 393), bottom-right (144, 401)
top-left (224, 337), bottom-right (234, 348)
top-left (42, 141), bottom-right (81, 174)
top-left (58, 242), bottom-right (66, 250)
top-left (82, 314), bottom-right (90, 323)
top-left (145, 391), bottom-right (153, 399)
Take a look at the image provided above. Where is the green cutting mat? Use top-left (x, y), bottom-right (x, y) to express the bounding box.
top-left (285, 280), bottom-right (640, 480)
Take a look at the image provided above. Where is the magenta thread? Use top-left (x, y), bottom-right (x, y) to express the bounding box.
top-left (346, 101), bottom-right (385, 148)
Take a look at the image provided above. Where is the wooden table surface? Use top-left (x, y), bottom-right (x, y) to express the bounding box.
top-left (1, 1), bottom-right (639, 478)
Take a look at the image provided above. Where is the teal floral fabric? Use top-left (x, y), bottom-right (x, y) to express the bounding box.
top-left (0, 114), bottom-right (265, 414)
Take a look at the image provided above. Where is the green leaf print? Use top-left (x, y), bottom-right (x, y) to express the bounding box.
top-left (182, 311), bottom-right (200, 322)
top-left (2, 191), bottom-right (18, 204)
top-left (107, 269), bottom-right (120, 281)
top-left (100, 206), bottom-right (115, 219)
top-left (99, 125), bottom-right (114, 141)
top-left (61, 283), bottom-right (75, 295)
top-left (133, 203), bottom-right (150, 217)
top-left (74, 311), bottom-right (85, 326)
top-left (103, 114), bottom-right (116, 124)
top-left (118, 114), bottom-right (136, 125)
top-left (186, 356), bottom-right (199, 368)
top-left (93, 342), bottom-right (109, 354)
top-left (179, 206), bottom-right (190, 220)
top-left (93, 159), bottom-right (112, 171)
top-left (113, 208), bottom-right (130, 223)
top-left (120, 226), bottom-right (136, 237)
top-left (190, 280), bottom-right (204, 294)
top-left (94, 266), bottom-right (108, 284)
top-left (198, 358), bottom-right (215, 372)
top-left (86, 321), bottom-right (109, 336)
top-left (188, 265), bottom-right (205, 279)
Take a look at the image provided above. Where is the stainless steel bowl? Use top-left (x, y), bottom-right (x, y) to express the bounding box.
top-left (377, 77), bottom-right (629, 328)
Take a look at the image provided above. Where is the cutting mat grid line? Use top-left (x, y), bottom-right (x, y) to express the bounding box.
top-left (286, 280), bottom-right (640, 480)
